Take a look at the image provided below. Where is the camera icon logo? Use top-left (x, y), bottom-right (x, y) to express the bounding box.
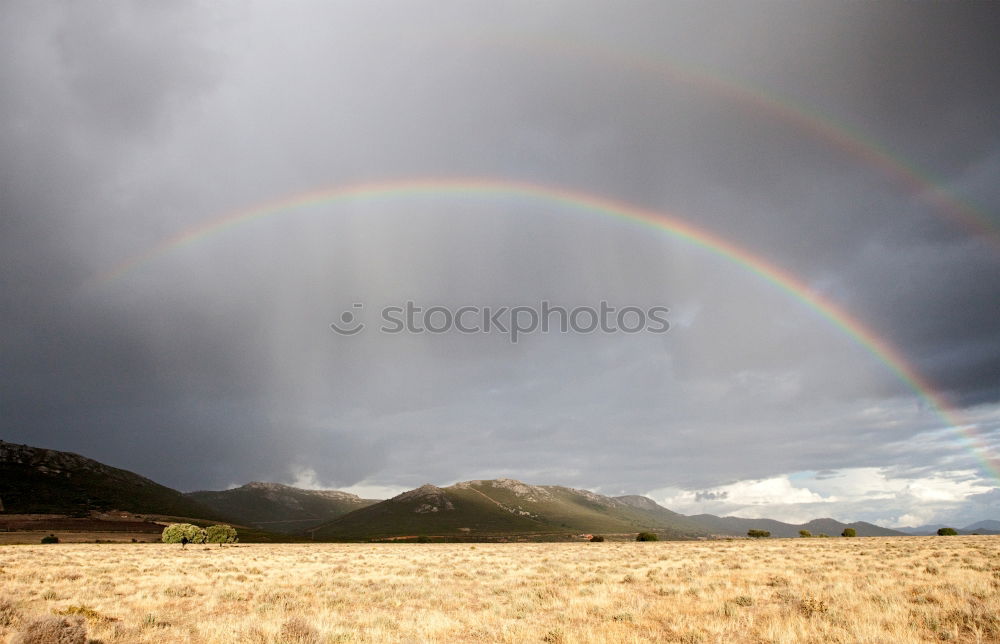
top-left (330, 303), bottom-right (365, 335)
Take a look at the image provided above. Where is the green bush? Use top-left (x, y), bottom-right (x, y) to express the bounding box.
top-left (798, 530), bottom-right (812, 538)
top-left (747, 529), bottom-right (770, 539)
top-left (40, 534), bottom-right (59, 544)
top-left (841, 528), bottom-right (856, 537)
top-left (590, 535), bottom-right (605, 542)
top-left (937, 527), bottom-right (958, 536)
top-left (161, 523), bottom-right (207, 544)
top-left (635, 532), bottom-right (658, 542)
top-left (414, 535), bottom-right (431, 543)
top-left (205, 524), bottom-right (238, 545)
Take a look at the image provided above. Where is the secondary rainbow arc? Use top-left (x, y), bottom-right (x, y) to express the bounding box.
top-left (467, 33), bottom-right (1000, 248)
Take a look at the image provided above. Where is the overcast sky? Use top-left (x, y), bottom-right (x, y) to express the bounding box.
top-left (3, 1), bottom-right (999, 528)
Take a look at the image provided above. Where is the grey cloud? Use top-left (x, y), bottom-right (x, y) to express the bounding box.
top-left (1, 0), bottom-right (998, 517)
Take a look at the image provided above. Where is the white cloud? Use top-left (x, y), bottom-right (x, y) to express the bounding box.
top-left (647, 468), bottom-right (997, 526)
top-left (337, 483), bottom-right (407, 500)
top-left (283, 465), bottom-right (403, 499)
top-left (285, 466), bottom-right (326, 490)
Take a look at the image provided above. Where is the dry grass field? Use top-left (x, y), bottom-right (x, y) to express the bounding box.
top-left (1, 536), bottom-right (998, 643)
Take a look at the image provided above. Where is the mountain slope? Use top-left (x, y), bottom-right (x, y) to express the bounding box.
top-left (961, 519), bottom-right (1000, 534)
top-left (899, 520), bottom-right (1000, 536)
top-left (307, 483), bottom-right (551, 540)
top-left (614, 495), bottom-right (713, 535)
top-left (309, 479), bottom-right (708, 541)
top-left (0, 440), bottom-right (219, 519)
top-left (687, 513), bottom-right (906, 538)
top-left (187, 482), bottom-right (379, 533)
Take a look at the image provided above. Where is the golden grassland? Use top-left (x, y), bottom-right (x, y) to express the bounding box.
top-left (1, 536), bottom-right (998, 643)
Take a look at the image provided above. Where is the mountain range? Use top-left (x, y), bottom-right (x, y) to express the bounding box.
top-left (5, 439), bottom-right (990, 541)
top-left (188, 482), bottom-right (378, 533)
top-left (896, 520), bottom-right (1000, 536)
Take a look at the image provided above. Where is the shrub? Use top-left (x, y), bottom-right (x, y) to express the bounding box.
top-left (414, 535), bottom-right (431, 543)
top-left (40, 534), bottom-right (59, 544)
top-left (161, 523), bottom-right (207, 544)
top-left (0, 598), bottom-right (20, 627)
top-left (636, 532), bottom-right (658, 542)
top-left (937, 527), bottom-right (958, 536)
top-left (205, 524), bottom-right (238, 545)
top-left (55, 605), bottom-right (115, 624)
top-left (11, 616), bottom-right (86, 644)
top-left (280, 616), bottom-right (320, 644)
top-left (590, 535), bottom-right (605, 542)
top-left (799, 596), bottom-right (829, 617)
top-left (747, 530), bottom-right (770, 539)
top-left (799, 530), bottom-right (812, 538)
top-left (841, 528), bottom-right (857, 537)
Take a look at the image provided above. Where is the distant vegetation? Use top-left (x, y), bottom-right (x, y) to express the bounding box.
top-left (635, 532), bottom-right (658, 541)
top-left (186, 482), bottom-right (377, 534)
top-left (40, 534), bottom-right (59, 544)
top-left (799, 530), bottom-right (811, 538)
top-left (937, 527), bottom-right (958, 536)
top-left (206, 524), bottom-right (238, 545)
top-left (161, 523), bottom-right (206, 544)
top-left (747, 529), bottom-right (770, 538)
top-left (841, 528), bottom-right (856, 537)
top-left (590, 535), bottom-right (605, 542)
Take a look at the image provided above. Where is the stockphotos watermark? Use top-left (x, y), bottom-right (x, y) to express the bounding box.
top-left (330, 301), bottom-right (670, 343)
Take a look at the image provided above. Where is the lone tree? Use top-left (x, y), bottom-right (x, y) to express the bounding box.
top-left (635, 532), bottom-right (659, 542)
top-left (162, 523), bottom-right (207, 545)
top-left (747, 529), bottom-right (770, 539)
top-left (841, 528), bottom-right (857, 537)
top-left (937, 527), bottom-right (958, 536)
top-left (206, 524), bottom-right (238, 546)
top-left (799, 530), bottom-right (812, 538)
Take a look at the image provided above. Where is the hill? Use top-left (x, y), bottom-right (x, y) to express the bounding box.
top-left (961, 519), bottom-right (1000, 534)
top-left (309, 479), bottom-right (708, 541)
top-left (898, 520), bottom-right (1000, 536)
top-left (0, 440), bottom-right (218, 519)
top-left (687, 513), bottom-right (906, 538)
top-left (187, 482), bottom-right (379, 533)
top-left (0, 440), bottom-right (934, 542)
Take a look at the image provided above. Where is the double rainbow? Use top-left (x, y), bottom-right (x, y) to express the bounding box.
top-left (95, 177), bottom-right (997, 480)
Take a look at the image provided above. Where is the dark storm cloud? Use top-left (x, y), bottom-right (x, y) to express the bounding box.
top-left (1, 0), bottom-right (998, 520)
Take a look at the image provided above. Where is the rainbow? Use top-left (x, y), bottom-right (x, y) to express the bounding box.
top-left (96, 177), bottom-right (998, 479)
top-left (466, 34), bottom-right (1000, 248)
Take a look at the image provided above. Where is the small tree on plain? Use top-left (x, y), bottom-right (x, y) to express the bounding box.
top-left (799, 530), bottom-right (812, 538)
top-left (161, 523), bottom-right (207, 545)
top-left (841, 528), bottom-right (856, 537)
top-left (747, 529), bottom-right (770, 539)
top-left (937, 527), bottom-right (958, 536)
top-left (636, 532), bottom-right (658, 542)
top-left (205, 524), bottom-right (238, 546)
